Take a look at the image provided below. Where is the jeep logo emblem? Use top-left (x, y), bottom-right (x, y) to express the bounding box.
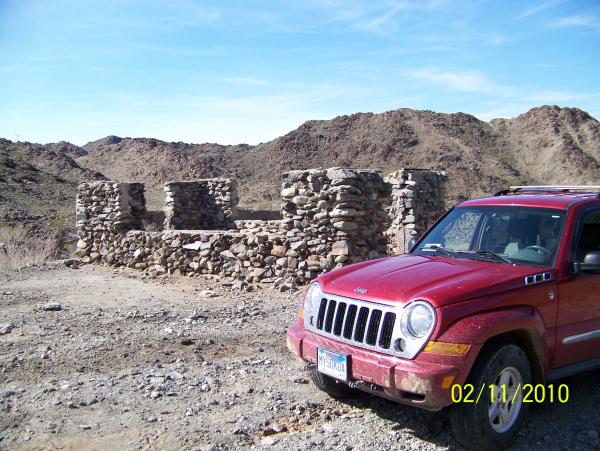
top-left (354, 287), bottom-right (368, 294)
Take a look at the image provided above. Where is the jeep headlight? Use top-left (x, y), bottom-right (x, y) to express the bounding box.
top-left (401, 301), bottom-right (436, 339)
top-left (303, 282), bottom-right (322, 327)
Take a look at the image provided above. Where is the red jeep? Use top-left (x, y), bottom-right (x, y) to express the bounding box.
top-left (287, 186), bottom-right (600, 450)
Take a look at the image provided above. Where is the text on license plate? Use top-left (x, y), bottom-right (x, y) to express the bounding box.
top-left (317, 347), bottom-right (348, 381)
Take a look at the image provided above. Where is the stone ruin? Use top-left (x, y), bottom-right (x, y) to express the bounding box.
top-left (280, 168), bottom-right (390, 267)
top-left (163, 179), bottom-right (239, 230)
top-left (75, 168), bottom-right (447, 289)
top-left (385, 169), bottom-right (447, 254)
top-left (76, 182), bottom-right (146, 232)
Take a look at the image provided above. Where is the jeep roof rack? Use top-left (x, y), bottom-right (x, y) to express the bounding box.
top-left (494, 185), bottom-right (600, 196)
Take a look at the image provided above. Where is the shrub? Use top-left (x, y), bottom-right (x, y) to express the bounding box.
top-left (143, 218), bottom-right (162, 232)
top-left (0, 226), bottom-right (62, 269)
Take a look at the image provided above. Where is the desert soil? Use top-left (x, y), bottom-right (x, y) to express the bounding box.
top-left (1, 264), bottom-right (599, 450)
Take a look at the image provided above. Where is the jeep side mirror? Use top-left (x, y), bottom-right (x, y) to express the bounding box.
top-left (407, 235), bottom-right (419, 252)
top-left (573, 250), bottom-right (600, 274)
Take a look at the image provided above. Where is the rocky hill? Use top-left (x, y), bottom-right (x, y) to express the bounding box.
top-left (2, 105), bottom-right (599, 227)
top-left (0, 139), bottom-right (105, 227)
top-left (77, 105), bottom-right (600, 210)
top-left (78, 136), bottom-right (251, 208)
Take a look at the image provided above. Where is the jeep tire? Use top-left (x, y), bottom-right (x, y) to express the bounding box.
top-left (450, 344), bottom-right (532, 450)
top-left (309, 369), bottom-right (352, 398)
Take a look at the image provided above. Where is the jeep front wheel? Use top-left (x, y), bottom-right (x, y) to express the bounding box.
top-left (450, 344), bottom-right (532, 450)
top-left (309, 369), bottom-right (352, 398)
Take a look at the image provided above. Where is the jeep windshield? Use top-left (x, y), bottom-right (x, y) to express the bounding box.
top-left (413, 206), bottom-right (566, 267)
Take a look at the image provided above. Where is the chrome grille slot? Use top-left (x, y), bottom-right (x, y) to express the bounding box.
top-left (354, 307), bottom-right (369, 342)
top-left (365, 309), bottom-right (382, 345)
top-left (378, 312), bottom-right (396, 349)
top-left (333, 302), bottom-right (347, 336)
top-left (324, 300), bottom-right (337, 332)
top-left (316, 299), bottom-right (327, 329)
top-left (343, 305), bottom-right (358, 339)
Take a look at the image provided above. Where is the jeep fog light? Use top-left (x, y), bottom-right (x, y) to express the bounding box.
top-left (304, 282), bottom-right (322, 327)
top-left (402, 301), bottom-right (435, 339)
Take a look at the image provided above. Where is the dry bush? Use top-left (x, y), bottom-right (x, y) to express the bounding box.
top-left (0, 226), bottom-right (62, 269)
top-left (142, 211), bottom-right (164, 232)
top-left (143, 218), bottom-right (162, 232)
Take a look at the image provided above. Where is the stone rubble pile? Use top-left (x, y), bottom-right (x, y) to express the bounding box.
top-left (163, 179), bottom-right (239, 230)
top-left (234, 220), bottom-right (284, 234)
top-left (385, 169), bottom-right (447, 254)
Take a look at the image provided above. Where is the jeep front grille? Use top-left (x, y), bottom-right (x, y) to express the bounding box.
top-left (307, 294), bottom-right (405, 356)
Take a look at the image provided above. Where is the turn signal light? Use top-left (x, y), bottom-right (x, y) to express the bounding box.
top-left (424, 341), bottom-right (470, 356)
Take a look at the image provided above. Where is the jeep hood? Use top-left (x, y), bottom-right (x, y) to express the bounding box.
top-left (318, 254), bottom-right (547, 308)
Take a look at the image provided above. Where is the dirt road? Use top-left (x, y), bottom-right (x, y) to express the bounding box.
top-left (1, 264), bottom-right (599, 450)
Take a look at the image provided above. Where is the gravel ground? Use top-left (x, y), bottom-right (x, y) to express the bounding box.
top-left (1, 264), bottom-right (599, 450)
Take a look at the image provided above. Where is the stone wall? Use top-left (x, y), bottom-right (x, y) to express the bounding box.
top-left (385, 169), bottom-right (447, 254)
top-left (75, 167), bottom-right (448, 288)
top-left (76, 181), bottom-right (146, 260)
top-left (76, 228), bottom-right (294, 286)
top-left (280, 168), bottom-right (391, 269)
top-left (76, 181), bottom-right (146, 233)
top-left (163, 179), bottom-right (239, 230)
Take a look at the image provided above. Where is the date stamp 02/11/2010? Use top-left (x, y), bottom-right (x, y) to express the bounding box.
top-left (451, 383), bottom-right (570, 404)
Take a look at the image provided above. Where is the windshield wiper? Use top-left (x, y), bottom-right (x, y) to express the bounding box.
top-left (476, 251), bottom-right (513, 264)
top-left (457, 250), bottom-right (512, 264)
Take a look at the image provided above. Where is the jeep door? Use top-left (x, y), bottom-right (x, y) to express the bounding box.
top-left (554, 209), bottom-right (600, 368)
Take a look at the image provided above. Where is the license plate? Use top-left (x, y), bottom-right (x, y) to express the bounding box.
top-left (317, 347), bottom-right (348, 381)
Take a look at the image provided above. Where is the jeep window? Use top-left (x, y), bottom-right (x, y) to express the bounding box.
top-left (413, 206), bottom-right (566, 267)
top-left (575, 211), bottom-right (600, 262)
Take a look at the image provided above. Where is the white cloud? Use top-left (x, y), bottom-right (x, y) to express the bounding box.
top-left (524, 90), bottom-right (600, 102)
top-left (222, 77), bottom-right (269, 87)
top-left (351, 2), bottom-right (411, 34)
top-left (315, 0), bottom-right (449, 35)
top-left (524, 90), bottom-right (584, 102)
top-left (407, 68), bottom-right (509, 95)
top-left (93, 82), bottom-right (356, 145)
top-left (63, 0), bottom-right (221, 32)
top-left (551, 14), bottom-right (600, 29)
top-left (515, 0), bottom-right (562, 20)
top-left (406, 68), bottom-right (600, 116)
top-left (487, 33), bottom-right (512, 46)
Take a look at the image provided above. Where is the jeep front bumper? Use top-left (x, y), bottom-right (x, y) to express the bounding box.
top-left (287, 323), bottom-right (480, 411)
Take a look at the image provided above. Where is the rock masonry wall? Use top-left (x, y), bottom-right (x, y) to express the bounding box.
top-left (385, 169), bottom-right (447, 254)
top-left (76, 181), bottom-right (146, 234)
top-left (163, 179), bottom-right (239, 230)
top-left (280, 168), bottom-right (391, 268)
top-left (75, 168), bottom-right (447, 288)
top-left (75, 181), bottom-right (146, 262)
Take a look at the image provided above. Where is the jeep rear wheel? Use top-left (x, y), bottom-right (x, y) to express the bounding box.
top-left (450, 344), bottom-right (531, 450)
top-left (309, 369), bottom-right (352, 398)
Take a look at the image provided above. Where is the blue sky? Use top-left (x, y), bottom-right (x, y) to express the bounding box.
top-left (0, 0), bottom-right (599, 145)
